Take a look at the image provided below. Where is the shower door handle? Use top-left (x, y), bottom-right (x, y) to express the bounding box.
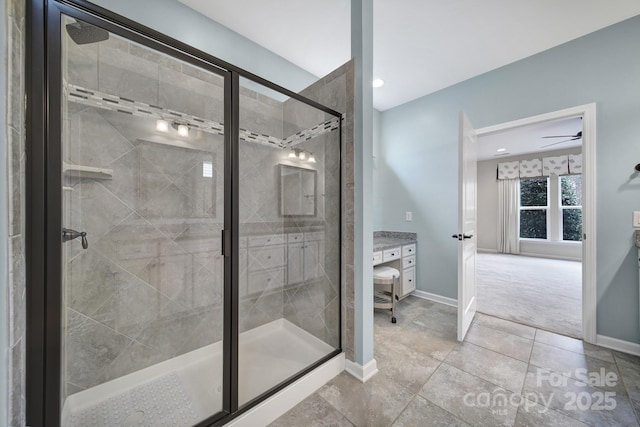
top-left (62, 228), bottom-right (88, 249)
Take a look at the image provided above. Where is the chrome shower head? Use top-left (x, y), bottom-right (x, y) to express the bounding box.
top-left (66, 20), bottom-right (109, 45)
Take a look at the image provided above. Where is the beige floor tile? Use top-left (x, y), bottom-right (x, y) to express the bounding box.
top-left (318, 372), bottom-right (414, 427)
top-left (515, 399), bottom-right (590, 427)
top-left (474, 313), bottom-right (536, 340)
top-left (522, 365), bottom-right (638, 426)
top-left (375, 338), bottom-right (441, 393)
top-left (465, 323), bottom-right (533, 362)
top-left (530, 341), bottom-right (625, 395)
top-left (269, 393), bottom-right (354, 427)
top-left (614, 354), bottom-right (640, 402)
top-left (535, 329), bottom-right (615, 363)
top-left (444, 342), bottom-right (528, 393)
top-left (391, 395), bottom-right (470, 427)
top-left (420, 363), bottom-right (519, 426)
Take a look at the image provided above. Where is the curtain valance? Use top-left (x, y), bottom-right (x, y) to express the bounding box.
top-left (498, 153), bottom-right (581, 179)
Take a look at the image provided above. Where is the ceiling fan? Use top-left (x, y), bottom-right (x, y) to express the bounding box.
top-left (541, 131), bottom-right (582, 148)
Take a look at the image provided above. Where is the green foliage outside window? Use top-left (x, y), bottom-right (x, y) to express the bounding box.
top-left (520, 178), bottom-right (548, 239)
top-left (561, 175), bottom-right (582, 241)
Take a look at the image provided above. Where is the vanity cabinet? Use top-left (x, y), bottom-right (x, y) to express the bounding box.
top-left (373, 242), bottom-right (417, 299)
top-left (247, 234), bottom-right (286, 295)
top-left (287, 233), bottom-right (304, 284)
top-left (287, 231), bottom-right (324, 285)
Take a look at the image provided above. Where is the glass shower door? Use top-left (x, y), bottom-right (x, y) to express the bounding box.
top-left (60, 14), bottom-right (227, 426)
top-left (237, 77), bottom-right (341, 406)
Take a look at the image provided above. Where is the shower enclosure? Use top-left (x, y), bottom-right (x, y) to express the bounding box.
top-left (27, 2), bottom-right (342, 426)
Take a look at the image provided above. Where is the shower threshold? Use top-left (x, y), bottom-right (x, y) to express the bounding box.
top-left (62, 319), bottom-right (334, 427)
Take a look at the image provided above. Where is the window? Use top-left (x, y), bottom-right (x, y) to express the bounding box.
top-left (561, 175), bottom-right (582, 241)
top-left (520, 177), bottom-right (548, 239)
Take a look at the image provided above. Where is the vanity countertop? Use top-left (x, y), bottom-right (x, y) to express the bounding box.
top-left (373, 231), bottom-right (417, 252)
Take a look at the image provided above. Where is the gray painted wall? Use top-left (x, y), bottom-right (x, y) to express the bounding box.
top-left (0, 0), bottom-right (8, 423)
top-left (378, 15), bottom-right (640, 343)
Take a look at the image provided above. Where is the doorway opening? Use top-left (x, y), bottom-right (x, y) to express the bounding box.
top-left (474, 105), bottom-right (596, 342)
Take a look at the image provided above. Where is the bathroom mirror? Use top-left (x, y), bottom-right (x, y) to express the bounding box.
top-left (280, 164), bottom-right (316, 216)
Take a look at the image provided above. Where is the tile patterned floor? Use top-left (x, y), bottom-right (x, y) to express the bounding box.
top-left (270, 296), bottom-right (640, 427)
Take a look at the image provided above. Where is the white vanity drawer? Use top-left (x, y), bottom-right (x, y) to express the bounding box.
top-left (288, 233), bottom-right (303, 243)
top-left (305, 231), bottom-right (324, 241)
top-left (248, 246), bottom-right (286, 269)
top-left (249, 234), bottom-right (285, 247)
top-left (402, 267), bottom-right (416, 295)
top-left (248, 267), bottom-right (285, 295)
top-left (373, 251), bottom-right (383, 265)
top-left (402, 255), bottom-right (416, 269)
top-left (383, 247), bottom-right (401, 262)
top-left (402, 244), bottom-right (416, 257)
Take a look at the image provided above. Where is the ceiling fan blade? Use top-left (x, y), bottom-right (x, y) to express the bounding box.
top-left (542, 131), bottom-right (582, 139)
top-left (541, 138), bottom-right (573, 148)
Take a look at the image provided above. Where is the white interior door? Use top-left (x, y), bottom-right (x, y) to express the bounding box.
top-left (456, 111), bottom-right (478, 341)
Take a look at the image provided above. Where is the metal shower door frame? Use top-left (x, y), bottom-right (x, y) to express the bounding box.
top-left (25, 1), bottom-right (343, 426)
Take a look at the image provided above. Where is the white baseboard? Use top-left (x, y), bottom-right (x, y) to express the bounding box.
top-left (412, 290), bottom-right (458, 307)
top-left (520, 251), bottom-right (582, 262)
top-left (596, 335), bottom-right (640, 357)
top-left (345, 358), bottom-right (378, 383)
top-left (478, 248), bottom-right (498, 253)
top-left (227, 353), bottom-right (345, 427)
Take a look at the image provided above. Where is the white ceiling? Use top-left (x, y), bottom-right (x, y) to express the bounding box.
top-left (477, 117), bottom-right (583, 161)
top-left (178, 0), bottom-right (640, 111)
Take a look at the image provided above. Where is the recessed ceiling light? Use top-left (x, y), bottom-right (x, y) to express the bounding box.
top-left (497, 148), bottom-right (507, 152)
top-left (372, 79), bottom-right (384, 88)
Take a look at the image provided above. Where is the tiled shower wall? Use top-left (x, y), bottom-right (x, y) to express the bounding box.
top-left (6, 0), bottom-right (27, 425)
top-left (62, 28), bottom-right (298, 395)
top-left (62, 21), bottom-right (346, 396)
top-left (297, 61), bottom-right (355, 361)
top-left (279, 98), bottom-right (341, 348)
top-left (4, 6), bottom-right (352, 424)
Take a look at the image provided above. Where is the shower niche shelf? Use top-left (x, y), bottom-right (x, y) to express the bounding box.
top-left (63, 162), bottom-right (113, 179)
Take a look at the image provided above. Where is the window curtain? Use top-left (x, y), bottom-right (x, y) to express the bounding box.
top-left (498, 178), bottom-right (520, 254)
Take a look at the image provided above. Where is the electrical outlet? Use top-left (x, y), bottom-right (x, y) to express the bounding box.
top-left (405, 211), bottom-right (413, 221)
top-left (634, 211), bottom-right (640, 228)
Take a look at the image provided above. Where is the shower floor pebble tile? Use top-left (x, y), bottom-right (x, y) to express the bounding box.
top-left (271, 297), bottom-right (640, 427)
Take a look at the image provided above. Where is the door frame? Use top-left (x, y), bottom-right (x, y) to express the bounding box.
top-left (474, 103), bottom-right (597, 343)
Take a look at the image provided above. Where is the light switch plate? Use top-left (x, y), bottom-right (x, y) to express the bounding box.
top-left (634, 211), bottom-right (640, 228)
top-left (405, 211), bottom-right (413, 221)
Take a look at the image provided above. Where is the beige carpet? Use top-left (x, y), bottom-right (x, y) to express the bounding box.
top-left (476, 252), bottom-right (582, 338)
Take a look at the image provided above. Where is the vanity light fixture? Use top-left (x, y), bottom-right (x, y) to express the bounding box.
top-left (156, 119), bottom-right (169, 132)
top-left (177, 124), bottom-right (189, 137)
top-left (372, 78), bottom-right (385, 88)
top-left (172, 121), bottom-right (190, 137)
top-left (287, 148), bottom-right (316, 163)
